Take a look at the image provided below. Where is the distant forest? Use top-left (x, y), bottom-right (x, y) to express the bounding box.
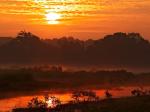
top-left (0, 31), bottom-right (150, 68)
top-left (1, 69), bottom-right (150, 97)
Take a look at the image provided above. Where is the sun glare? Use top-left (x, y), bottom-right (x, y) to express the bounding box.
top-left (45, 12), bottom-right (61, 24)
top-left (46, 99), bottom-right (53, 108)
top-left (32, 0), bottom-right (100, 25)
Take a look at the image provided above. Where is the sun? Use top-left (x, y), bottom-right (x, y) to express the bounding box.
top-left (33, 0), bottom-right (62, 24)
top-left (45, 12), bottom-right (61, 24)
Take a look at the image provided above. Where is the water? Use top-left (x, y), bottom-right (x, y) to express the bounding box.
top-left (0, 86), bottom-right (150, 112)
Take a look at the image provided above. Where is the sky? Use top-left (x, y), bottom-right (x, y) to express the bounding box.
top-left (0, 0), bottom-right (150, 39)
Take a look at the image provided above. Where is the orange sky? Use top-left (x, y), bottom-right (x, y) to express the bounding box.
top-left (0, 0), bottom-right (150, 39)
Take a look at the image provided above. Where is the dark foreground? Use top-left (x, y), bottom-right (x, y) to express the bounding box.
top-left (13, 96), bottom-right (150, 112)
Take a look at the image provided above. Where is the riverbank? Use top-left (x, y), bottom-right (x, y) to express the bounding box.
top-left (13, 95), bottom-right (150, 112)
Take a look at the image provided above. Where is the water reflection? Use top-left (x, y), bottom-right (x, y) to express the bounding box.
top-left (1, 86), bottom-right (150, 112)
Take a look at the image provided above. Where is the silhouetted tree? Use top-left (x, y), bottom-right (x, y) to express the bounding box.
top-left (28, 95), bottom-right (61, 109)
top-left (1, 31), bottom-right (150, 68)
top-left (72, 90), bottom-right (100, 103)
top-left (16, 31), bottom-right (40, 41)
top-left (105, 90), bottom-right (112, 99)
top-left (28, 97), bottom-right (46, 108)
top-left (131, 89), bottom-right (142, 96)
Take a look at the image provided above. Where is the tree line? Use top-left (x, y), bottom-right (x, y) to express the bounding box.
top-left (0, 31), bottom-right (150, 68)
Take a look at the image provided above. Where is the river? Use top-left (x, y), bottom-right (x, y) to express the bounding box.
top-left (0, 86), bottom-right (150, 112)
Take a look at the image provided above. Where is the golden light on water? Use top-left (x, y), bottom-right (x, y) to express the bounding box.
top-left (46, 98), bottom-right (53, 107)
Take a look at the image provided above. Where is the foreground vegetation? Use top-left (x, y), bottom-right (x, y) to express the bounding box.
top-left (13, 95), bottom-right (150, 112)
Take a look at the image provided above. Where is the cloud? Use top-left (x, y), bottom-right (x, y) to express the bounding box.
top-left (1, 0), bottom-right (150, 16)
top-left (0, 0), bottom-right (150, 39)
